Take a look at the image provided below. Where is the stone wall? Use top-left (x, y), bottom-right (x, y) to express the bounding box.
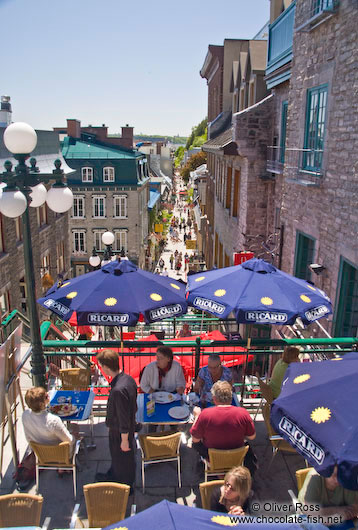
top-left (280, 0), bottom-right (358, 333)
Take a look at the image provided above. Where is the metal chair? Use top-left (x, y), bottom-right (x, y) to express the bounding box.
top-left (138, 431), bottom-right (182, 492)
top-left (59, 368), bottom-right (90, 390)
top-left (205, 446), bottom-right (249, 482)
top-left (0, 493), bottom-right (43, 527)
top-left (262, 403), bottom-right (297, 469)
top-left (199, 480), bottom-right (224, 510)
top-left (30, 439), bottom-right (81, 497)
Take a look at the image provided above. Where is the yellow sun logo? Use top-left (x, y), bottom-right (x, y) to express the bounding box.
top-left (66, 291), bottom-right (77, 299)
top-left (195, 276), bottom-right (205, 282)
top-left (60, 282), bottom-right (70, 288)
top-left (331, 357), bottom-right (343, 361)
top-left (306, 284), bottom-right (316, 291)
top-left (215, 289), bottom-right (226, 297)
top-left (300, 295), bottom-right (311, 303)
top-left (261, 297), bottom-right (273, 306)
top-left (294, 374), bottom-right (311, 384)
top-left (211, 515), bottom-right (238, 526)
top-left (150, 293), bottom-right (162, 301)
top-left (311, 407), bottom-right (332, 424)
top-left (104, 297), bottom-right (117, 306)
top-left (110, 527), bottom-right (129, 530)
top-left (170, 283), bottom-right (180, 290)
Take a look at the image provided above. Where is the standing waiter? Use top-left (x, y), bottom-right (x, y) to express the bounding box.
top-left (95, 349), bottom-right (137, 492)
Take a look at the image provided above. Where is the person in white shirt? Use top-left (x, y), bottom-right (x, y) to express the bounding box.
top-left (22, 387), bottom-right (74, 451)
top-left (140, 346), bottom-right (186, 394)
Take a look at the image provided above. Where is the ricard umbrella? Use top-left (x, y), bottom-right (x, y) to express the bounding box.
top-left (38, 259), bottom-right (188, 326)
top-left (271, 354), bottom-right (358, 489)
top-left (186, 258), bottom-right (332, 326)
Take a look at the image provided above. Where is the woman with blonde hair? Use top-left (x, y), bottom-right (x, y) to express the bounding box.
top-left (269, 346), bottom-right (300, 399)
top-left (210, 465), bottom-right (252, 515)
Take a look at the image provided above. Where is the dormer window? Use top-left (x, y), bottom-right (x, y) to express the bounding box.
top-left (82, 167), bottom-right (93, 182)
top-left (103, 167), bottom-right (115, 182)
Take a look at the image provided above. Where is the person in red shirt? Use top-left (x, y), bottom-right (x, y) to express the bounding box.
top-left (190, 381), bottom-right (256, 459)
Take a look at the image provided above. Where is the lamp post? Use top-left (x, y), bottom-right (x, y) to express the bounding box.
top-left (0, 122), bottom-right (74, 388)
top-left (88, 231), bottom-right (117, 268)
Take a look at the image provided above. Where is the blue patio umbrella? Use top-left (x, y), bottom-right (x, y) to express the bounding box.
top-left (186, 258), bottom-right (332, 326)
top-left (37, 260), bottom-right (187, 326)
top-left (103, 499), bottom-right (304, 529)
top-left (270, 354), bottom-right (358, 489)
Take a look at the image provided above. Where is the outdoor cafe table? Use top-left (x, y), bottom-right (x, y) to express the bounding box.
top-left (136, 392), bottom-right (240, 426)
top-left (49, 389), bottom-right (96, 448)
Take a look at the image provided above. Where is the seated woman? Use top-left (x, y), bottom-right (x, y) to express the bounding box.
top-left (22, 387), bottom-right (75, 454)
top-left (210, 465), bottom-right (252, 515)
top-left (176, 323), bottom-right (192, 338)
top-left (269, 346), bottom-right (300, 399)
top-left (140, 346), bottom-right (186, 394)
top-left (194, 353), bottom-right (232, 395)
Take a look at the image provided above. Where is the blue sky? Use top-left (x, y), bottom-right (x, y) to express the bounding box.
top-left (0, 0), bottom-right (269, 137)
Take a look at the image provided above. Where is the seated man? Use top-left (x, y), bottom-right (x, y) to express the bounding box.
top-left (298, 467), bottom-right (358, 524)
top-left (22, 387), bottom-right (75, 453)
top-left (140, 346), bottom-right (186, 394)
top-left (190, 381), bottom-right (255, 460)
top-left (194, 354), bottom-right (232, 396)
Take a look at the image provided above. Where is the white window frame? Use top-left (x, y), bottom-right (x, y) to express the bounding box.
top-left (113, 195), bottom-right (128, 219)
top-left (114, 230), bottom-right (128, 253)
top-left (92, 195), bottom-right (106, 218)
top-left (73, 231), bottom-right (86, 253)
top-left (82, 167), bottom-right (93, 182)
top-left (93, 230), bottom-right (105, 252)
top-left (72, 195), bottom-right (85, 218)
top-left (103, 166), bottom-right (115, 182)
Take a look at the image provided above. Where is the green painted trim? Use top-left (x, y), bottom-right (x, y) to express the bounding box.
top-left (333, 256), bottom-right (358, 337)
top-left (1, 309), bottom-right (19, 327)
top-left (294, 230), bottom-right (316, 280)
top-left (40, 321), bottom-right (52, 340)
top-left (303, 84), bottom-right (328, 171)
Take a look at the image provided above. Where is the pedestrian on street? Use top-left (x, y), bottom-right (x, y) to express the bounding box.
top-left (174, 249), bottom-right (178, 258)
top-left (95, 349), bottom-right (137, 490)
top-left (187, 218), bottom-right (192, 229)
top-left (159, 258), bottom-right (165, 272)
top-left (169, 254), bottom-right (174, 269)
top-left (162, 267), bottom-right (169, 277)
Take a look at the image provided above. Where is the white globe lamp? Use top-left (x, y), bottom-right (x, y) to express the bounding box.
top-left (0, 190), bottom-right (27, 217)
top-left (89, 254), bottom-right (101, 268)
top-left (3, 122), bottom-right (37, 154)
top-left (102, 231), bottom-right (115, 246)
top-left (46, 186), bottom-right (73, 213)
top-left (29, 183), bottom-right (47, 207)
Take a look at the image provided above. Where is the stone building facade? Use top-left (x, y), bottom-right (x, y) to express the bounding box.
top-left (0, 129), bottom-right (72, 319)
top-left (276, 0), bottom-right (358, 337)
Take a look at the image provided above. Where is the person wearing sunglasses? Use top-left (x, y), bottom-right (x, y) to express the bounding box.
top-left (210, 465), bottom-right (252, 515)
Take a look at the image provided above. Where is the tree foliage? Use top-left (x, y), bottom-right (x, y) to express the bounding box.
top-left (185, 118), bottom-right (208, 150)
top-left (174, 145), bottom-right (185, 168)
top-left (180, 151), bottom-right (207, 181)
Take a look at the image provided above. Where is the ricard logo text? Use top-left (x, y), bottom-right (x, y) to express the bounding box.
top-left (193, 297), bottom-right (225, 314)
top-left (150, 304), bottom-right (182, 320)
top-left (245, 311), bottom-right (288, 323)
top-left (305, 305), bottom-right (329, 321)
top-left (88, 313), bottom-right (129, 324)
top-left (44, 299), bottom-right (70, 316)
top-left (279, 417), bottom-right (325, 465)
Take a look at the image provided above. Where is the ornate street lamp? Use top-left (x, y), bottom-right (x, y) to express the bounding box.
top-left (0, 122), bottom-right (74, 388)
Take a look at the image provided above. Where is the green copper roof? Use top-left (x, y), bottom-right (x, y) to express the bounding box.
top-left (62, 137), bottom-right (143, 160)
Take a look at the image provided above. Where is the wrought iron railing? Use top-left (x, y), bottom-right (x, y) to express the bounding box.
top-left (267, 146), bottom-right (324, 184)
top-left (296, 0), bottom-right (339, 31)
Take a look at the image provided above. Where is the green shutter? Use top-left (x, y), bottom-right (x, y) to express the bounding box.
top-left (294, 231), bottom-right (315, 281)
top-left (280, 101), bottom-right (288, 163)
top-left (334, 259), bottom-right (358, 337)
top-left (303, 84), bottom-right (328, 172)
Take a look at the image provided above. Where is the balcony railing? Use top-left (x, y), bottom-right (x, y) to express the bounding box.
top-left (296, 0), bottom-right (339, 31)
top-left (266, 2), bottom-right (296, 76)
top-left (267, 146), bottom-right (324, 185)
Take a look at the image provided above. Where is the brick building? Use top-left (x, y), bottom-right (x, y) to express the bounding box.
top-left (0, 129), bottom-right (72, 318)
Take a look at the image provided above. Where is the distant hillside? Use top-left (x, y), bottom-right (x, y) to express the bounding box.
top-left (134, 134), bottom-right (187, 144)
